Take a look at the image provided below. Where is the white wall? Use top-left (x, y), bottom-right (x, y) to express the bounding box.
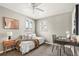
top-left (36, 12), bottom-right (72, 44)
top-left (0, 6), bottom-right (35, 51)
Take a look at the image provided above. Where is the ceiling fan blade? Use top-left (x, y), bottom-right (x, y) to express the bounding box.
top-left (31, 3), bottom-right (41, 7)
top-left (36, 8), bottom-right (44, 12)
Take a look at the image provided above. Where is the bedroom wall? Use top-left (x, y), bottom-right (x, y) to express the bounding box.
top-left (36, 12), bottom-right (72, 44)
top-left (0, 6), bottom-right (35, 52)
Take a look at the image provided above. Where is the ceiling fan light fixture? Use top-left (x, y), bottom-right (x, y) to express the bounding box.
top-left (31, 3), bottom-right (44, 14)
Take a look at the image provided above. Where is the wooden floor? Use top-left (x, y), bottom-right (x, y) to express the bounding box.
top-left (0, 44), bottom-right (78, 56)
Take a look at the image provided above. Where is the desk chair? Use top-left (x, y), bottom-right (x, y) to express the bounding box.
top-left (52, 34), bottom-right (61, 55)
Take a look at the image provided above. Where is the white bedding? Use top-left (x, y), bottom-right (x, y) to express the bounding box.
top-left (19, 37), bottom-right (45, 54)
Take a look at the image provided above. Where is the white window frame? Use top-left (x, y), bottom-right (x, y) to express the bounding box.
top-left (25, 20), bottom-right (32, 29)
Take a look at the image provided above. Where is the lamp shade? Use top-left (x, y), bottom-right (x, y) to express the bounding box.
top-left (66, 31), bottom-right (70, 38)
top-left (7, 31), bottom-right (13, 36)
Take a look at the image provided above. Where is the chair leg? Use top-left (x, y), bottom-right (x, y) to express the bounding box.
top-left (52, 45), bottom-right (55, 53)
top-left (56, 45), bottom-right (58, 50)
top-left (74, 46), bottom-right (76, 56)
top-left (62, 45), bottom-right (65, 53)
top-left (63, 45), bottom-right (72, 55)
top-left (60, 45), bottom-right (61, 56)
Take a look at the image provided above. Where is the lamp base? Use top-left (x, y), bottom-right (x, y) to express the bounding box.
top-left (8, 36), bottom-right (11, 40)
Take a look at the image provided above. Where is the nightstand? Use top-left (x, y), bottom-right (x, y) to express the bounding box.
top-left (3, 40), bottom-right (16, 53)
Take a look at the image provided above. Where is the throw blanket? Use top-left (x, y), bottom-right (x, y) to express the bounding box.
top-left (16, 40), bottom-right (21, 51)
top-left (33, 39), bottom-right (39, 48)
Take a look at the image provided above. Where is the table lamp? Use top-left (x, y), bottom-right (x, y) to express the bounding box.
top-left (7, 31), bottom-right (13, 40)
top-left (66, 31), bottom-right (70, 39)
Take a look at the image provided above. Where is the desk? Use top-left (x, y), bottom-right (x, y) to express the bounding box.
top-left (54, 39), bottom-right (78, 56)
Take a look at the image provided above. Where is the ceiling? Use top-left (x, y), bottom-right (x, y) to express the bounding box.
top-left (0, 3), bottom-right (75, 19)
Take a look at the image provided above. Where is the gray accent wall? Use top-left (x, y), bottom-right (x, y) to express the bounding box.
top-left (0, 6), bottom-right (35, 51)
top-left (36, 12), bottom-right (72, 43)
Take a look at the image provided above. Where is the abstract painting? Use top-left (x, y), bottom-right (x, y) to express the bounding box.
top-left (3, 17), bottom-right (19, 29)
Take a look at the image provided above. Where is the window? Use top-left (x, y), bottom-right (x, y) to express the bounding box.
top-left (40, 21), bottom-right (47, 31)
top-left (25, 20), bottom-right (32, 29)
top-left (25, 20), bottom-right (29, 28)
top-left (29, 21), bottom-right (32, 28)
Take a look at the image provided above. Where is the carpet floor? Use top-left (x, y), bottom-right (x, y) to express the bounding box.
top-left (0, 44), bottom-right (78, 56)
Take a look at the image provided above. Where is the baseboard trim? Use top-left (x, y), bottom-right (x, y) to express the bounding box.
top-left (45, 42), bottom-right (53, 45)
top-left (0, 48), bottom-right (13, 54)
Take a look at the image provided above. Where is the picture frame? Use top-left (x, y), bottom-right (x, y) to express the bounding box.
top-left (3, 17), bottom-right (19, 29)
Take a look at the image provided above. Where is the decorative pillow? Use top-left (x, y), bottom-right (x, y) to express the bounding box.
top-left (15, 35), bottom-right (22, 41)
top-left (21, 35), bottom-right (28, 41)
top-left (76, 36), bottom-right (79, 43)
top-left (32, 33), bottom-right (36, 39)
top-left (71, 35), bottom-right (76, 40)
top-left (21, 33), bottom-right (36, 40)
top-left (28, 34), bottom-right (32, 39)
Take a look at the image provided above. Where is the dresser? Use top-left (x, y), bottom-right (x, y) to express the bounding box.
top-left (3, 40), bottom-right (16, 53)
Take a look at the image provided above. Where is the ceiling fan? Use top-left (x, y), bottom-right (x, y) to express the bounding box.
top-left (31, 3), bottom-right (44, 13)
